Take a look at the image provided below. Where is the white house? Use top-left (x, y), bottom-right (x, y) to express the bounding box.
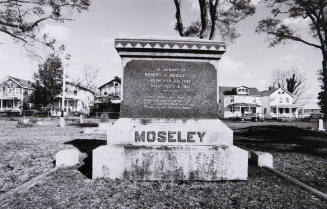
top-left (52, 82), bottom-right (95, 115)
top-left (260, 87), bottom-right (302, 119)
top-left (0, 76), bottom-right (33, 113)
top-left (219, 86), bottom-right (262, 119)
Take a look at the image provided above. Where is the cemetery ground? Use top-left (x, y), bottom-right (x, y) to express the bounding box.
top-left (0, 118), bottom-right (326, 208)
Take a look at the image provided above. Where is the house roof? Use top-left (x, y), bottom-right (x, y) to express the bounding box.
top-left (1, 76), bottom-right (34, 89)
top-left (260, 87), bottom-right (293, 97)
top-left (98, 77), bottom-right (121, 89)
top-left (219, 86), bottom-right (260, 96)
top-left (228, 103), bottom-right (261, 107)
top-left (66, 82), bottom-right (95, 94)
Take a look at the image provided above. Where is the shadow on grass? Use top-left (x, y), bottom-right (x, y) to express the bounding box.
top-left (64, 139), bottom-right (107, 178)
top-left (234, 125), bottom-right (327, 158)
top-left (68, 123), bottom-right (98, 128)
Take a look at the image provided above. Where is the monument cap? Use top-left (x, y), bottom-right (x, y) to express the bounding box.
top-left (115, 37), bottom-right (226, 60)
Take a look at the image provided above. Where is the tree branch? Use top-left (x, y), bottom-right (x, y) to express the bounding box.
top-left (173, 0), bottom-right (185, 36)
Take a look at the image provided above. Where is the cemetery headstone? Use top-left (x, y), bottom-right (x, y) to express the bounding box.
top-left (318, 119), bottom-right (325, 131)
top-left (93, 37), bottom-right (248, 181)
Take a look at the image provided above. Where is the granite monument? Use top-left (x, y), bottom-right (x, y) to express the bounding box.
top-left (93, 38), bottom-right (248, 180)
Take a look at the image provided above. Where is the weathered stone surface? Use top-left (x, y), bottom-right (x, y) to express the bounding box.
top-left (121, 60), bottom-right (218, 119)
top-left (55, 149), bottom-right (80, 167)
top-left (107, 118), bottom-right (232, 146)
top-left (93, 144), bottom-right (248, 180)
top-left (249, 151), bottom-right (273, 168)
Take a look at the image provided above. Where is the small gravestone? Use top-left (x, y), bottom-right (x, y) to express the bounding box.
top-left (100, 113), bottom-right (109, 122)
top-left (93, 38), bottom-right (248, 181)
top-left (55, 149), bottom-right (80, 167)
top-left (80, 114), bottom-right (84, 124)
top-left (98, 113), bottom-right (110, 130)
top-left (318, 119), bottom-right (325, 131)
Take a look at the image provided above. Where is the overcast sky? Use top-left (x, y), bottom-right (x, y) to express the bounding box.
top-left (0, 0), bottom-right (322, 106)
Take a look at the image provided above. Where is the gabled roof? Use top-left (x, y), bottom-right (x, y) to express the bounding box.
top-left (260, 87), bottom-right (293, 97)
top-left (98, 77), bottom-right (121, 90)
top-left (260, 88), bottom-right (277, 96)
top-left (66, 82), bottom-right (95, 94)
top-left (219, 86), bottom-right (260, 96)
top-left (1, 76), bottom-right (34, 89)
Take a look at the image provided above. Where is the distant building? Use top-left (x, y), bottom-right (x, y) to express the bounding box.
top-left (0, 76), bottom-right (34, 113)
top-left (296, 97), bottom-right (322, 118)
top-left (52, 82), bottom-right (95, 116)
top-left (219, 86), bottom-right (262, 119)
top-left (94, 77), bottom-right (121, 116)
top-left (260, 87), bottom-right (302, 119)
top-left (97, 77), bottom-right (121, 104)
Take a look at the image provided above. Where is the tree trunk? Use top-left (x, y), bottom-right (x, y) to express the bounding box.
top-left (209, 0), bottom-right (219, 40)
top-left (199, 0), bottom-right (210, 39)
top-left (321, 52), bottom-right (327, 120)
top-left (173, 0), bottom-right (185, 37)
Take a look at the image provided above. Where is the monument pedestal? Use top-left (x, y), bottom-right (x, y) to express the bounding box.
top-left (93, 144), bottom-right (248, 180)
top-left (93, 118), bottom-right (248, 180)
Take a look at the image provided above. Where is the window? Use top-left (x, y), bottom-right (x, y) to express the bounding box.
top-left (7, 80), bottom-right (11, 85)
top-left (104, 91), bottom-right (108, 96)
top-left (230, 97), bottom-right (234, 103)
top-left (74, 90), bottom-right (78, 96)
top-left (285, 108), bottom-right (289, 113)
top-left (15, 88), bottom-right (21, 94)
top-left (264, 108), bottom-right (267, 114)
top-left (272, 107), bottom-right (276, 113)
top-left (114, 82), bottom-right (119, 87)
top-left (279, 98), bottom-right (283, 103)
top-left (7, 88), bottom-right (13, 94)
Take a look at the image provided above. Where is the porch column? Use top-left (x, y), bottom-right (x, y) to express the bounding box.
top-left (289, 107), bottom-right (291, 118)
top-left (0, 100), bottom-right (2, 111)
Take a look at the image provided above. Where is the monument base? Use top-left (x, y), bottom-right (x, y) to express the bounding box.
top-left (92, 144), bottom-right (248, 181)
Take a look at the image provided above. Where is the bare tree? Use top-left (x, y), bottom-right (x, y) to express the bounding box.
top-left (173, 0), bottom-right (256, 42)
top-left (270, 67), bottom-right (306, 103)
top-left (70, 66), bottom-right (100, 92)
top-left (255, 0), bottom-right (327, 118)
top-left (0, 0), bottom-right (90, 49)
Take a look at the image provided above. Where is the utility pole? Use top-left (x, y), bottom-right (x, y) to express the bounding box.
top-left (59, 48), bottom-right (70, 128)
top-left (60, 65), bottom-right (66, 127)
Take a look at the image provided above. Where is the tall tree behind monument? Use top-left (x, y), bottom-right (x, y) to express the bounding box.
top-left (256, 0), bottom-right (327, 119)
top-left (29, 53), bottom-right (63, 109)
top-left (173, 0), bottom-right (256, 42)
top-left (0, 0), bottom-right (90, 49)
top-left (270, 68), bottom-right (306, 103)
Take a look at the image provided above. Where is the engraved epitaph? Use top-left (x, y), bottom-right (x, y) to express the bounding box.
top-left (122, 60), bottom-right (218, 118)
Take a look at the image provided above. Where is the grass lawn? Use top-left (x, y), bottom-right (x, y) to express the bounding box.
top-left (0, 118), bottom-right (326, 208)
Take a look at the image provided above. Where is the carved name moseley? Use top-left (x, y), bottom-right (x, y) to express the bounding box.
top-left (135, 131), bottom-right (206, 143)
